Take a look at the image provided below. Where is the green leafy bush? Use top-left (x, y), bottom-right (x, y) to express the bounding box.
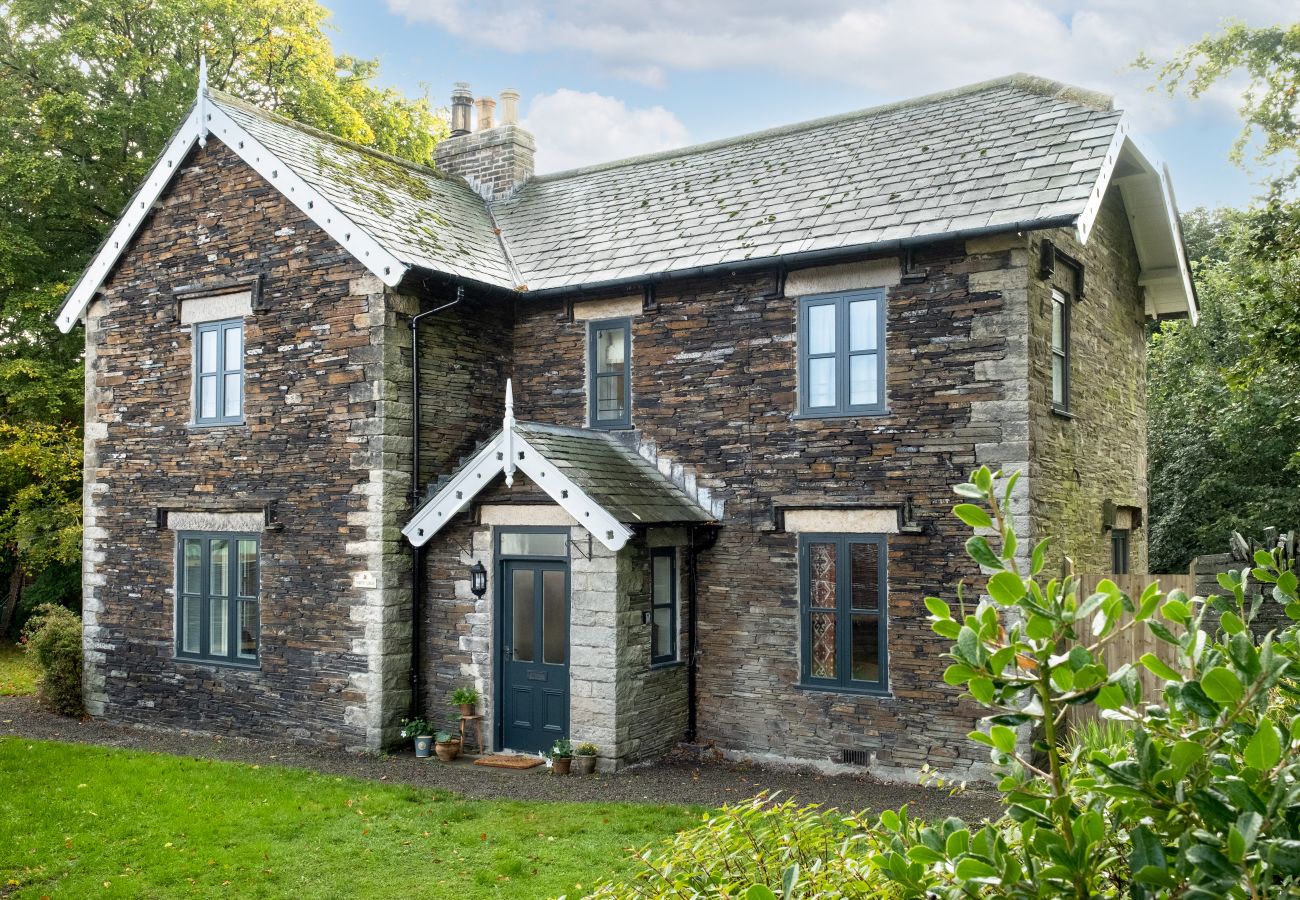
top-left (21, 603), bottom-right (82, 715)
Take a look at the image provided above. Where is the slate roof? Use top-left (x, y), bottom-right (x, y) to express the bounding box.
top-left (212, 91), bottom-right (515, 288)
top-left (492, 75), bottom-right (1123, 292)
top-left (513, 422), bottom-right (714, 525)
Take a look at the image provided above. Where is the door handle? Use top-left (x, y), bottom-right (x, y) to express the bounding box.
top-left (504, 646), bottom-right (512, 658)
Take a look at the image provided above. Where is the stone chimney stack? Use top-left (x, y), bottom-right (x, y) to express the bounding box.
top-left (436, 83), bottom-right (534, 202)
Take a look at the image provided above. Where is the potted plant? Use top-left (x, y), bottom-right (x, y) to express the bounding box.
top-left (550, 737), bottom-right (573, 775)
top-left (401, 717), bottom-right (434, 759)
top-left (574, 742), bottom-right (598, 775)
top-left (451, 685), bottom-right (480, 717)
top-left (434, 731), bottom-right (461, 762)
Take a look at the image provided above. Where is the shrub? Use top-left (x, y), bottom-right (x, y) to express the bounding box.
top-left (21, 603), bottom-right (82, 715)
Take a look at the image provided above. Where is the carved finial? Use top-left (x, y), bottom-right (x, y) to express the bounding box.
top-left (503, 379), bottom-right (516, 488)
top-left (197, 52), bottom-right (209, 148)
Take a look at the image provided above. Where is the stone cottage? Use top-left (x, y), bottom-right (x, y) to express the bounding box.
top-left (57, 73), bottom-right (1195, 780)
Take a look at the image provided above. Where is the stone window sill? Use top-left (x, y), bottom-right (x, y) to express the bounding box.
top-left (187, 419), bottom-right (248, 431)
top-left (649, 658), bottom-right (684, 671)
top-left (1050, 406), bottom-right (1075, 421)
top-left (793, 408), bottom-right (891, 421)
top-left (173, 655), bottom-right (261, 672)
top-left (795, 681), bottom-right (893, 699)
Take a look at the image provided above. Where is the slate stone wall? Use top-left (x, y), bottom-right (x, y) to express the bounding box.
top-left (81, 137), bottom-right (410, 750)
top-left (1028, 192), bottom-right (1148, 574)
top-left (508, 241), bottom-right (1023, 780)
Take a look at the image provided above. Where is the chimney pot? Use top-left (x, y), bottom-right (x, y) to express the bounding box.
top-left (499, 89), bottom-right (520, 126)
top-left (474, 97), bottom-right (496, 131)
top-left (450, 82), bottom-right (473, 137)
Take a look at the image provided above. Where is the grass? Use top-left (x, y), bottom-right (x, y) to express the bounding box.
top-left (0, 644), bottom-right (37, 696)
top-left (0, 738), bottom-right (700, 898)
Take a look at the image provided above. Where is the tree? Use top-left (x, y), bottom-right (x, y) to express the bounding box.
top-left (0, 0), bottom-right (448, 631)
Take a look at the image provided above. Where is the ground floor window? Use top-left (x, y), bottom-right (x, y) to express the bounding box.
top-left (650, 548), bottom-right (677, 664)
top-left (1111, 528), bottom-right (1131, 575)
top-left (177, 533), bottom-right (260, 664)
top-left (799, 534), bottom-right (888, 692)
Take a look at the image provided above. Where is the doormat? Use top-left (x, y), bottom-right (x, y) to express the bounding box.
top-left (474, 754), bottom-right (545, 770)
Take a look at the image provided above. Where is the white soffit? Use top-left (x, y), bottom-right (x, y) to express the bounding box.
top-left (54, 93), bottom-right (410, 334)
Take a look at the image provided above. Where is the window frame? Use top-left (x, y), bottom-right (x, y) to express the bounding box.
top-left (1111, 528), bottom-right (1131, 575)
top-left (193, 318), bottom-right (245, 426)
top-left (587, 317), bottom-right (632, 429)
top-left (798, 533), bottom-right (889, 694)
top-left (649, 547), bottom-right (678, 666)
top-left (1050, 287), bottom-right (1071, 415)
top-left (796, 288), bottom-right (888, 418)
top-left (175, 532), bottom-right (260, 667)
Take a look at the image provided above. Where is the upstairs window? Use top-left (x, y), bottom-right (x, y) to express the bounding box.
top-left (588, 318), bottom-right (631, 428)
top-left (799, 534), bottom-right (888, 693)
top-left (194, 319), bottom-right (244, 425)
top-left (798, 289), bottom-right (887, 417)
top-left (177, 533), bottom-right (260, 665)
top-left (1050, 288), bottom-right (1071, 413)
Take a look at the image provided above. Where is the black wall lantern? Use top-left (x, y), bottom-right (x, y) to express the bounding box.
top-left (469, 561), bottom-right (488, 597)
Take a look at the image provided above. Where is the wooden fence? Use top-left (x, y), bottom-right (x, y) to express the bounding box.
top-left (1062, 572), bottom-right (1195, 731)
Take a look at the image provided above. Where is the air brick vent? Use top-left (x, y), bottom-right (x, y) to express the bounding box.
top-left (839, 749), bottom-right (870, 767)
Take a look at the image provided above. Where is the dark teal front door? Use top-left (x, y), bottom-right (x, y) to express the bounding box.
top-left (500, 560), bottom-right (569, 753)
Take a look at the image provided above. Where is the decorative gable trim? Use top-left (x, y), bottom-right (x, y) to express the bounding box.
top-left (55, 92), bottom-right (410, 334)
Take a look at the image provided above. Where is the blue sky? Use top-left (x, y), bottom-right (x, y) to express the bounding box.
top-left (321, 0), bottom-right (1293, 211)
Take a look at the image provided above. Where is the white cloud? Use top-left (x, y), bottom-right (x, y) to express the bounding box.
top-left (522, 89), bottom-right (690, 173)
top-left (387, 0), bottom-right (1293, 133)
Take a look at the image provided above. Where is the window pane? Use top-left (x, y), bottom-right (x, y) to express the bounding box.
top-left (849, 354), bottom-right (879, 407)
top-left (595, 326), bottom-right (625, 373)
top-left (183, 539), bottom-right (203, 594)
top-left (224, 325), bottom-right (242, 372)
top-left (807, 357), bottom-right (836, 408)
top-left (511, 569), bottom-right (535, 662)
top-left (810, 611), bottom-right (837, 678)
top-left (808, 543), bottom-right (837, 608)
top-left (542, 570), bottom-right (565, 665)
top-left (499, 532), bottom-right (568, 557)
top-left (182, 595), bottom-right (202, 654)
top-left (807, 304), bottom-right (835, 355)
top-left (1052, 356), bottom-right (1064, 404)
top-left (210, 540), bottom-right (229, 596)
top-left (653, 554), bottom-right (673, 606)
top-left (596, 374), bottom-right (625, 421)
top-left (850, 542), bottom-right (881, 611)
top-left (851, 614), bottom-right (880, 683)
top-left (199, 329), bottom-right (218, 374)
top-left (210, 597), bottom-right (228, 656)
top-left (238, 540), bottom-right (258, 597)
top-left (199, 376), bottom-right (218, 419)
top-left (223, 373), bottom-right (242, 418)
top-left (1051, 299), bottom-right (1063, 350)
top-left (238, 599), bottom-right (258, 658)
top-left (849, 299), bottom-right (878, 351)
top-left (652, 606), bottom-right (673, 660)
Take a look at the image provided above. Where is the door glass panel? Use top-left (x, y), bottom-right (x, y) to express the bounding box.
top-left (183, 539), bottom-right (202, 594)
top-left (810, 611), bottom-right (837, 678)
top-left (223, 373), bottom-right (241, 417)
top-left (210, 598), bottom-right (228, 656)
top-left (807, 357), bottom-right (835, 408)
top-left (238, 599), bottom-right (258, 658)
top-left (499, 532), bottom-right (568, 557)
top-left (182, 595), bottom-right (202, 654)
top-left (594, 326), bottom-right (625, 372)
top-left (850, 542), bottom-right (881, 610)
top-left (652, 606), bottom-right (672, 660)
top-left (199, 329), bottom-right (218, 373)
top-left (210, 540), bottom-right (229, 596)
top-left (237, 540), bottom-right (258, 596)
top-left (223, 325), bottom-right (242, 371)
top-left (849, 299), bottom-right (877, 351)
top-left (808, 543), bottom-right (837, 608)
top-left (542, 570), bottom-right (565, 665)
top-left (199, 376), bottom-right (218, 419)
top-left (511, 569), bottom-right (535, 662)
top-left (807, 304), bottom-right (835, 355)
top-left (851, 614), bottom-right (880, 682)
top-left (596, 374), bottom-right (625, 421)
top-left (849, 354), bottom-right (878, 406)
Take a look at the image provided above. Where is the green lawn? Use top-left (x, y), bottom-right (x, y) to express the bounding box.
top-left (0, 739), bottom-right (699, 898)
top-left (0, 644), bottom-right (37, 696)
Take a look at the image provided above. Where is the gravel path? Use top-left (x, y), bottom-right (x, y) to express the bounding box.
top-left (0, 696), bottom-right (1003, 821)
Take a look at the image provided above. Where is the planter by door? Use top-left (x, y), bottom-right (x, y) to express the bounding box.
top-left (574, 755), bottom-right (597, 775)
top-left (500, 558), bottom-right (569, 754)
top-left (552, 757), bottom-right (572, 775)
top-left (414, 735), bottom-right (433, 759)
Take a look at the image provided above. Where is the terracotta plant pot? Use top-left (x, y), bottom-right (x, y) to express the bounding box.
top-left (414, 735), bottom-right (433, 759)
top-left (434, 738), bottom-right (461, 762)
top-left (552, 756), bottom-right (572, 775)
top-left (574, 755), bottom-right (597, 775)
top-left (459, 703), bottom-right (476, 717)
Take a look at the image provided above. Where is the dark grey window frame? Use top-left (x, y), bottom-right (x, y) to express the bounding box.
top-left (1111, 528), bottom-right (1131, 575)
top-left (193, 318), bottom-right (245, 426)
top-left (175, 532), bottom-right (260, 667)
top-left (650, 547), bottom-right (678, 665)
top-left (1050, 287), bottom-right (1071, 415)
top-left (798, 533), bottom-right (889, 695)
top-left (587, 317), bottom-right (632, 429)
top-left (796, 288), bottom-right (888, 418)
